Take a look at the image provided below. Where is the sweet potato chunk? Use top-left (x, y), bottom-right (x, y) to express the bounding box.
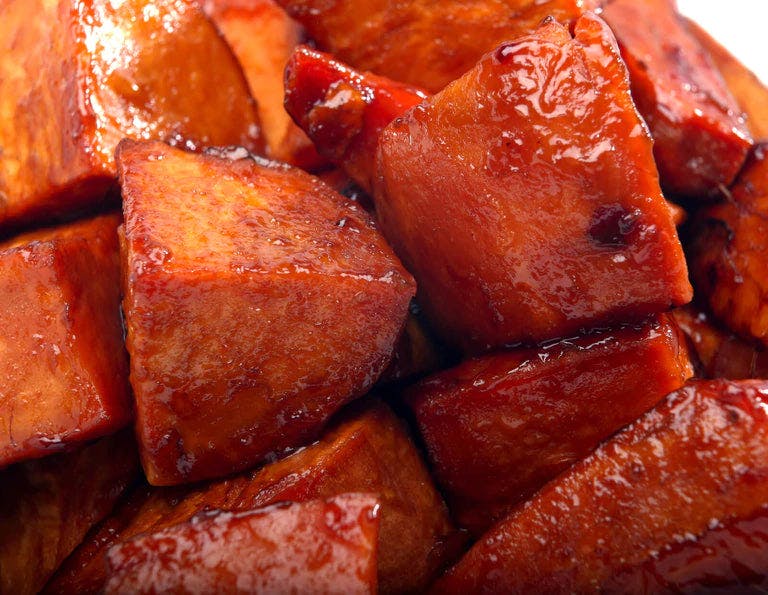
top-left (0, 431), bottom-right (138, 595)
top-left (285, 46), bottom-right (427, 193)
top-left (46, 401), bottom-right (458, 594)
top-left (375, 14), bottom-right (691, 353)
top-left (688, 145), bottom-right (768, 346)
top-left (0, 0), bottom-right (262, 232)
top-left (603, 0), bottom-right (752, 198)
top-left (119, 140), bottom-right (414, 485)
top-left (434, 380), bottom-right (768, 593)
top-left (407, 315), bottom-right (692, 534)
top-left (0, 214), bottom-right (131, 468)
top-left (104, 494), bottom-right (379, 594)
top-left (276, 0), bottom-right (596, 92)
top-left (201, 0), bottom-right (324, 169)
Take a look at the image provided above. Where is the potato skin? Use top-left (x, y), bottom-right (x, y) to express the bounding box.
top-left (407, 315), bottom-right (692, 534)
top-left (104, 495), bottom-right (379, 594)
top-left (435, 380), bottom-right (768, 593)
top-left (375, 14), bottom-right (691, 353)
top-left (276, 0), bottom-right (596, 92)
top-left (0, 214), bottom-right (132, 468)
top-left (0, 0), bottom-right (262, 232)
top-left (46, 401), bottom-right (458, 594)
top-left (603, 0), bottom-right (752, 198)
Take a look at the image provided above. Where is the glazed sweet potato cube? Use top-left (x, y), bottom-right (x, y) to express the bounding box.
top-left (45, 401), bottom-right (458, 594)
top-left (688, 145), bottom-right (768, 346)
top-left (201, 0), bottom-right (324, 169)
top-left (104, 495), bottom-right (379, 594)
top-left (434, 380), bottom-right (768, 593)
top-left (0, 431), bottom-right (138, 595)
top-left (285, 46), bottom-right (427, 193)
top-left (685, 18), bottom-right (768, 142)
top-left (406, 315), bottom-right (692, 534)
top-left (276, 0), bottom-right (597, 92)
top-left (119, 139), bottom-right (415, 486)
top-left (0, 214), bottom-right (132, 468)
top-left (0, 0), bottom-right (262, 232)
top-left (602, 0), bottom-right (752, 198)
top-left (375, 14), bottom-right (692, 353)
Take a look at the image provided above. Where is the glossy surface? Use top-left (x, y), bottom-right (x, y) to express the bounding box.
top-left (603, 0), bottom-right (752, 198)
top-left (0, 214), bottom-right (132, 468)
top-left (104, 495), bottom-right (379, 594)
top-left (276, 0), bottom-right (596, 92)
top-left (0, 431), bottom-right (138, 595)
top-left (202, 0), bottom-right (325, 169)
top-left (672, 305), bottom-right (768, 379)
top-left (375, 15), bottom-right (692, 353)
top-left (285, 46), bottom-right (427, 193)
top-left (435, 380), bottom-right (768, 593)
top-left (688, 144), bottom-right (768, 346)
top-left (118, 140), bottom-right (414, 485)
top-left (407, 316), bottom-right (692, 534)
top-left (0, 0), bottom-right (262, 232)
top-left (46, 400), bottom-right (458, 594)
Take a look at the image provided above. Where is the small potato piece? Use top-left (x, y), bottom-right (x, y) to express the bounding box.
top-left (276, 0), bottom-right (597, 92)
top-left (434, 380), bottom-right (768, 593)
top-left (285, 46), bottom-right (427, 193)
top-left (104, 495), bottom-right (379, 595)
top-left (0, 214), bottom-right (132, 468)
top-left (118, 140), bottom-right (414, 485)
top-left (602, 0), bottom-right (752, 198)
top-left (688, 145), bottom-right (768, 346)
top-left (375, 14), bottom-right (691, 353)
top-left (45, 401), bottom-right (458, 594)
top-left (0, 0), bottom-right (262, 232)
top-left (0, 431), bottom-right (138, 595)
top-left (406, 315), bottom-right (692, 534)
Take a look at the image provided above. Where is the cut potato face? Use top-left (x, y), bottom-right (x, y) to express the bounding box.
top-left (375, 14), bottom-right (692, 353)
top-left (0, 0), bottom-right (263, 232)
top-left (0, 214), bottom-right (132, 468)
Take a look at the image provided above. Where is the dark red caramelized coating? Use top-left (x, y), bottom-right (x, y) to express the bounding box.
top-left (0, 214), bottom-right (132, 468)
top-left (434, 380), bottom-right (768, 593)
top-left (104, 494), bottom-right (379, 595)
top-left (285, 46), bottom-right (427, 193)
top-left (603, 0), bottom-right (752, 198)
top-left (0, 431), bottom-right (138, 595)
top-left (375, 14), bottom-right (692, 353)
top-left (688, 144), bottom-right (768, 346)
top-left (46, 401), bottom-right (458, 594)
top-left (407, 315), bottom-right (692, 534)
top-left (118, 140), bottom-right (414, 486)
top-left (0, 0), bottom-right (262, 232)
top-left (276, 0), bottom-right (597, 92)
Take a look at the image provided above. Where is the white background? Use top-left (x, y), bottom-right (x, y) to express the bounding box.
top-left (678, 0), bottom-right (768, 83)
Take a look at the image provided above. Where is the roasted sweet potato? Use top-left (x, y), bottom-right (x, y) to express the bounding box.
top-left (285, 46), bottom-right (427, 193)
top-left (0, 431), bottom-right (138, 595)
top-left (0, 214), bottom-right (132, 468)
top-left (45, 400), bottom-right (458, 594)
top-left (0, 0), bottom-right (262, 232)
top-left (201, 0), bottom-right (325, 169)
top-left (434, 380), bottom-right (768, 593)
top-left (672, 305), bottom-right (768, 379)
top-left (603, 0), bottom-right (752, 198)
top-left (104, 494), bottom-right (379, 594)
top-left (276, 0), bottom-right (597, 92)
top-left (375, 14), bottom-right (691, 353)
top-left (688, 144), bottom-right (768, 346)
top-left (118, 140), bottom-right (414, 485)
top-left (407, 315), bottom-right (692, 534)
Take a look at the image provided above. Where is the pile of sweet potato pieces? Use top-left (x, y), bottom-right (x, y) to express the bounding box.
top-left (1, 0), bottom-right (768, 593)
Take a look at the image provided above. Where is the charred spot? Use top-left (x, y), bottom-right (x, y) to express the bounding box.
top-left (588, 204), bottom-right (642, 249)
